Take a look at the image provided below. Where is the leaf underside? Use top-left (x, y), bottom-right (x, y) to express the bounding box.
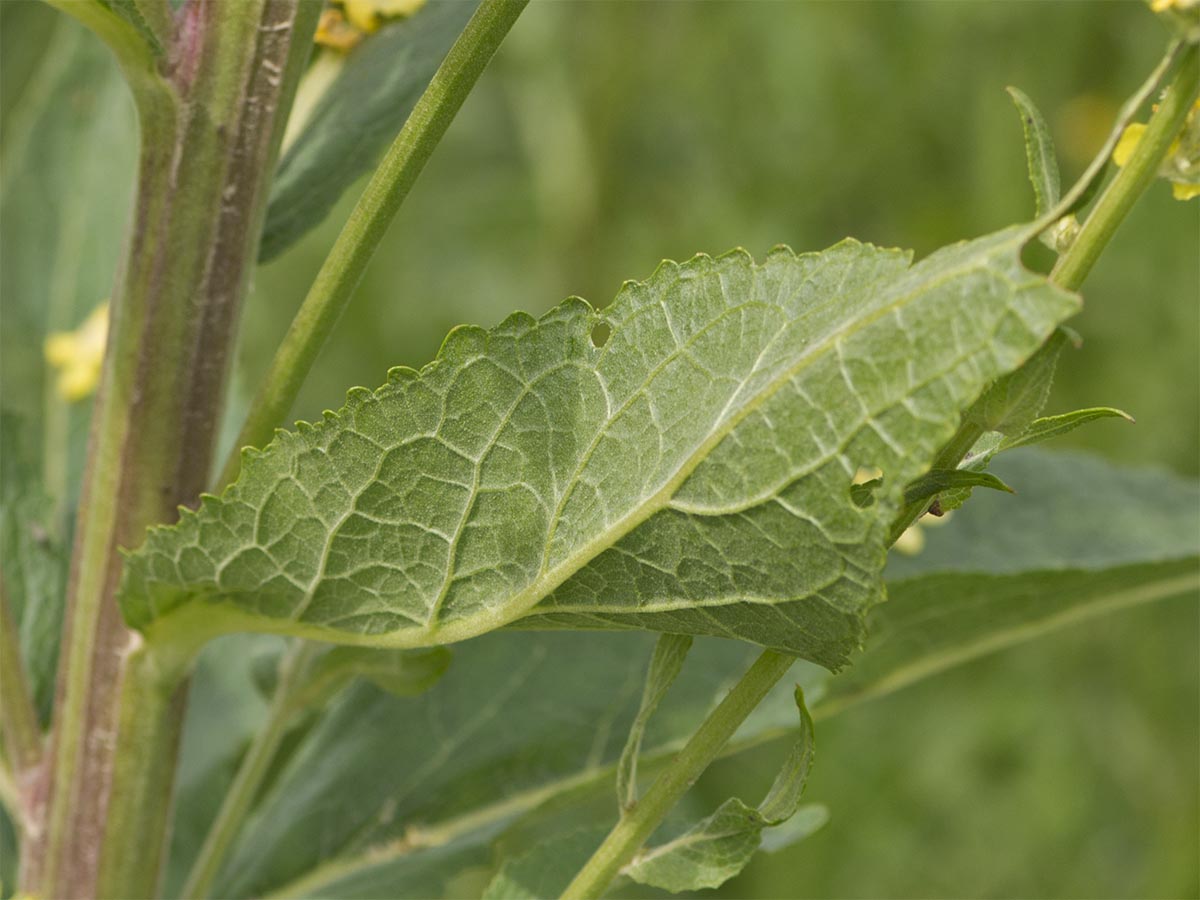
top-left (120, 226), bottom-right (1076, 668)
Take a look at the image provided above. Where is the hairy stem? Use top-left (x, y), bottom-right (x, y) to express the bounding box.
top-left (218, 0), bottom-right (529, 487)
top-left (94, 640), bottom-right (193, 899)
top-left (561, 43), bottom-right (1200, 900)
top-left (25, 3), bottom-right (319, 896)
top-left (180, 641), bottom-right (320, 900)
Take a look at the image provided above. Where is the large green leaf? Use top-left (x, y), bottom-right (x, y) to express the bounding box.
top-left (169, 449), bottom-right (1196, 899)
top-left (122, 227), bottom-right (1076, 666)
top-left (259, 0), bottom-right (479, 261)
top-left (203, 631), bottom-right (812, 900)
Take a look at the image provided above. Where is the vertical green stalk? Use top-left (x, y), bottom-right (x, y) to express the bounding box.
top-left (25, 3), bottom-right (320, 897)
top-left (1051, 44), bottom-right (1199, 291)
top-left (560, 43), bottom-right (1200, 900)
top-left (219, 0), bottom-right (530, 486)
top-left (179, 642), bottom-right (320, 900)
top-left (94, 640), bottom-right (192, 899)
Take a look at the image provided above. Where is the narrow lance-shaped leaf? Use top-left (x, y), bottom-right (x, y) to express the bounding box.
top-left (903, 469), bottom-right (1014, 507)
top-left (997, 406), bottom-right (1133, 453)
top-left (120, 226), bottom-right (1078, 668)
top-left (94, 0), bottom-right (166, 57)
top-left (623, 688), bottom-right (822, 892)
top-left (967, 326), bottom-right (1068, 436)
top-left (1007, 86), bottom-right (1061, 217)
top-left (617, 633), bottom-right (693, 811)
top-left (939, 327), bottom-right (1127, 513)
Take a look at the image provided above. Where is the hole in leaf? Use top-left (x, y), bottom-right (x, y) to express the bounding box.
top-left (850, 465), bottom-right (883, 508)
top-left (590, 321), bottom-right (611, 348)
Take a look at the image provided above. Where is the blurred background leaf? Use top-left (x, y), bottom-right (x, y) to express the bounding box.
top-left (0, 4), bottom-right (137, 525)
top-left (260, 0), bottom-right (479, 260)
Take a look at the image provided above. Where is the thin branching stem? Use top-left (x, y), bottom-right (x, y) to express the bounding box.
top-left (180, 641), bottom-right (320, 900)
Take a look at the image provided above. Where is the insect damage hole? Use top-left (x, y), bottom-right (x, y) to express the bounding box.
top-left (590, 320), bottom-right (611, 348)
top-left (849, 465), bottom-right (883, 508)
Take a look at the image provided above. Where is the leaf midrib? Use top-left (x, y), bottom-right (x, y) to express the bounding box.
top-left (416, 243), bottom-right (1021, 647)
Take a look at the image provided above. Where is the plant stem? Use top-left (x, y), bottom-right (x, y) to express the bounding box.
top-left (26, 3), bottom-right (320, 896)
top-left (1052, 44), bottom-right (1199, 292)
top-left (560, 649), bottom-right (796, 900)
top-left (218, 0), bottom-right (530, 488)
top-left (0, 580), bottom-right (42, 783)
top-left (180, 641), bottom-right (319, 900)
top-left (94, 639), bottom-right (193, 899)
top-left (561, 45), bottom-right (1200, 900)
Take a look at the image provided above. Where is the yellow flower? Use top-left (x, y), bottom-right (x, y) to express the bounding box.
top-left (892, 524), bottom-right (926, 557)
top-left (1111, 122), bottom-right (1148, 167)
top-left (1111, 100), bottom-right (1200, 201)
top-left (315, 9), bottom-right (364, 52)
top-left (315, 0), bottom-right (428, 51)
top-left (1149, 0), bottom-right (1199, 11)
top-left (44, 302), bottom-right (108, 402)
top-left (344, 0), bottom-right (427, 33)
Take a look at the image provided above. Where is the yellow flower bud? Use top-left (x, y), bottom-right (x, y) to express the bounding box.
top-left (44, 302), bottom-right (109, 402)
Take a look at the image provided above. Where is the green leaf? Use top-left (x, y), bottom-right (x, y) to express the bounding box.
top-left (122, 226), bottom-right (1078, 668)
top-left (617, 633), bottom-right (693, 811)
top-left (94, 0), bottom-right (165, 57)
top-left (902, 468), bottom-right (1014, 507)
top-left (850, 449), bottom-right (1200, 710)
top-left (0, 13), bottom-right (137, 511)
top-left (291, 645), bottom-right (452, 709)
top-left (260, 0), bottom-right (479, 261)
top-left (1007, 86), bottom-right (1061, 217)
top-left (177, 449), bottom-right (1196, 899)
top-left (0, 415), bottom-right (68, 723)
top-left (966, 327), bottom-right (1067, 436)
top-left (997, 406), bottom-right (1133, 453)
top-left (624, 688), bottom-right (818, 892)
top-left (197, 633), bottom-right (820, 900)
top-left (827, 560), bottom-right (1199, 716)
top-left (481, 829), bottom-right (607, 900)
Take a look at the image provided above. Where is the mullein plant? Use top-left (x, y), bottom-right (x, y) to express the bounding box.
top-left (1, 1), bottom-right (1196, 898)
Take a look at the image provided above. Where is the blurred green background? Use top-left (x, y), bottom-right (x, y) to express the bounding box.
top-left (4, 1), bottom-right (1198, 897)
